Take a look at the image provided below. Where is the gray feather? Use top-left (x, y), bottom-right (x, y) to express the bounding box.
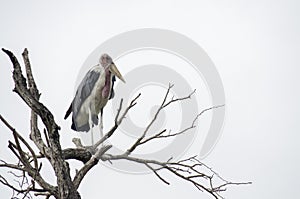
top-left (72, 69), bottom-right (101, 119)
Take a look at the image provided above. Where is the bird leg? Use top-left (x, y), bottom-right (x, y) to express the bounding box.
top-left (88, 108), bottom-right (94, 145)
top-left (99, 109), bottom-right (104, 139)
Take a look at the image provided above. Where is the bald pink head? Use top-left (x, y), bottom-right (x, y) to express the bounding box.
top-left (100, 54), bottom-right (113, 68)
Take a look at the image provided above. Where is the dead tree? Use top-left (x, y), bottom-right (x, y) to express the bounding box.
top-left (0, 49), bottom-right (250, 199)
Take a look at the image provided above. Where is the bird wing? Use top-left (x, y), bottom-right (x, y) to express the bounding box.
top-left (64, 68), bottom-right (101, 120)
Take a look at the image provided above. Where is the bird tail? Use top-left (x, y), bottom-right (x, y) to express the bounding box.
top-left (71, 115), bottom-right (98, 132)
top-left (64, 103), bottom-right (73, 119)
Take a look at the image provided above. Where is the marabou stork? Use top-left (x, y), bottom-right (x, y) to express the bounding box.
top-left (64, 54), bottom-right (125, 143)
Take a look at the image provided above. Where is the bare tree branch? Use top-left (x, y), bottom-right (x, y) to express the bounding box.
top-left (73, 145), bottom-right (112, 189)
top-left (0, 49), bottom-right (250, 199)
top-left (139, 104), bottom-right (224, 146)
top-left (91, 93), bottom-right (141, 149)
top-left (125, 84), bottom-right (213, 154)
top-left (101, 153), bottom-right (251, 199)
top-left (0, 114), bottom-right (56, 194)
top-left (2, 48), bottom-right (79, 199)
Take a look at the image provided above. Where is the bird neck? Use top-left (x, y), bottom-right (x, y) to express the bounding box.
top-left (102, 69), bottom-right (112, 98)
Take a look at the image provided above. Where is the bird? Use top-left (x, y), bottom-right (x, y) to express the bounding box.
top-left (64, 54), bottom-right (125, 143)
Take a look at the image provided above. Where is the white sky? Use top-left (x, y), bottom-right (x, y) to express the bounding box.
top-left (0, 0), bottom-right (300, 198)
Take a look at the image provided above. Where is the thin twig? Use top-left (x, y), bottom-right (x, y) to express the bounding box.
top-left (92, 93), bottom-right (141, 149)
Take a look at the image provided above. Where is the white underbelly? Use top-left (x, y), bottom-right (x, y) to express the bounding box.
top-left (75, 75), bottom-right (111, 127)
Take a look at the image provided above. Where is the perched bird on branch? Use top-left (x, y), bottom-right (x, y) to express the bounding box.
top-left (64, 54), bottom-right (125, 143)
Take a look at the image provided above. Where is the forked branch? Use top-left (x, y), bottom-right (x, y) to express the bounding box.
top-left (0, 49), bottom-right (250, 199)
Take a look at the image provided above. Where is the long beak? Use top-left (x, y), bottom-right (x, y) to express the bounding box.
top-left (109, 63), bottom-right (126, 83)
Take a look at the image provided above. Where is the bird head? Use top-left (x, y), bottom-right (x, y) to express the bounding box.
top-left (100, 54), bottom-right (126, 83)
top-left (100, 53), bottom-right (113, 67)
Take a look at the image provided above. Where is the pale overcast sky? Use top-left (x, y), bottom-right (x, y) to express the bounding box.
top-left (0, 1), bottom-right (300, 199)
